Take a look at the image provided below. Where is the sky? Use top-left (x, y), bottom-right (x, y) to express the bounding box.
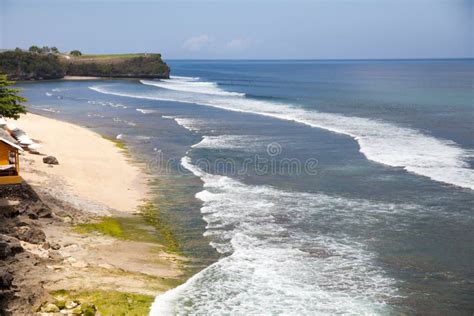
top-left (1, 0), bottom-right (472, 59)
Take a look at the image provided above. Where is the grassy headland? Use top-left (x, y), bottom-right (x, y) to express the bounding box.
top-left (0, 49), bottom-right (170, 80)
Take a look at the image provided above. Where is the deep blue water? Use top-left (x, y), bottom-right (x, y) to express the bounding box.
top-left (17, 60), bottom-right (474, 315)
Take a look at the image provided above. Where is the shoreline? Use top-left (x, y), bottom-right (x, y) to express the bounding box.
top-left (62, 76), bottom-right (103, 81)
top-left (0, 113), bottom-right (185, 314)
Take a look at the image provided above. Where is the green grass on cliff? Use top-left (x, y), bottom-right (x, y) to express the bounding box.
top-left (77, 53), bottom-right (147, 59)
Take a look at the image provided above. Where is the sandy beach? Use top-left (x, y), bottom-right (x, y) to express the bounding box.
top-left (62, 76), bottom-right (102, 80)
top-left (0, 113), bottom-right (183, 314)
top-left (16, 113), bottom-right (146, 214)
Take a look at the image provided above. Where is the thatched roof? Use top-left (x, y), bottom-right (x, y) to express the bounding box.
top-left (0, 129), bottom-right (22, 151)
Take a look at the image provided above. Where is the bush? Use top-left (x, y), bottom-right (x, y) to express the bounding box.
top-left (0, 50), bottom-right (65, 80)
top-left (70, 50), bottom-right (82, 57)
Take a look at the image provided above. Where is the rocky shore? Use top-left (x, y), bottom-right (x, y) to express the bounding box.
top-left (0, 114), bottom-right (184, 315)
top-left (0, 183), bottom-right (64, 314)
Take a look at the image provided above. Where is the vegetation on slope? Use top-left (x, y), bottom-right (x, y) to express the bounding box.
top-left (66, 53), bottom-right (169, 78)
top-left (0, 49), bottom-right (65, 80)
top-left (0, 46), bottom-right (170, 80)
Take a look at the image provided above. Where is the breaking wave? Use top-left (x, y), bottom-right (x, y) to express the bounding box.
top-left (90, 83), bottom-right (474, 190)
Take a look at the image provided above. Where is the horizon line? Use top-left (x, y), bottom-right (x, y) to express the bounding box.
top-left (164, 57), bottom-right (474, 61)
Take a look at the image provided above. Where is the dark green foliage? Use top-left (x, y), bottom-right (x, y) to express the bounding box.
top-left (0, 74), bottom-right (27, 119)
top-left (28, 45), bottom-right (41, 54)
top-left (70, 50), bottom-right (82, 56)
top-left (0, 50), bottom-right (65, 80)
top-left (29, 45), bottom-right (59, 55)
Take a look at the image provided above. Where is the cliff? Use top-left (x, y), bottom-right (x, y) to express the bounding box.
top-left (0, 51), bottom-right (170, 80)
top-left (64, 53), bottom-right (170, 79)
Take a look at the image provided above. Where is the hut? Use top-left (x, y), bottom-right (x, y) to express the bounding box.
top-left (0, 129), bottom-right (22, 185)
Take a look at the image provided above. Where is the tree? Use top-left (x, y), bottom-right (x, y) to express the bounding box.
top-left (41, 46), bottom-right (51, 54)
top-left (28, 45), bottom-right (41, 54)
top-left (70, 50), bottom-right (82, 57)
top-left (0, 74), bottom-right (27, 119)
top-left (51, 47), bottom-right (59, 54)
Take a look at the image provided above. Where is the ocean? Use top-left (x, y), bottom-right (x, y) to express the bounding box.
top-left (18, 60), bottom-right (474, 315)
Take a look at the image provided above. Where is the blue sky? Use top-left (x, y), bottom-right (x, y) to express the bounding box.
top-left (1, 0), bottom-right (472, 59)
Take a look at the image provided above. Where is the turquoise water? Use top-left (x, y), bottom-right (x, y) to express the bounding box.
top-left (18, 60), bottom-right (474, 314)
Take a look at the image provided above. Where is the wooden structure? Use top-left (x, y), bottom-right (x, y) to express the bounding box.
top-left (0, 130), bottom-right (22, 185)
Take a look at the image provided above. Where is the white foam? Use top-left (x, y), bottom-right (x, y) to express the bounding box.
top-left (172, 117), bottom-right (207, 132)
top-left (88, 100), bottom-right (128, 109)
top-left (192, 135), bottom-right (273, 152)
top-left (141, 77), bottom-right (245, 97)
top-left (112, 117), bottom-right (136, 127)
top-left (150, 157), bottom-right (409, 315)
top-left (136, 108), bottom-right (157, 114)
top-left (31, 105), bottom-right (60, 113)
top-left (171, 75), bottom-right (200, 81)
top-left (90, 84), bottom-right (474, 190)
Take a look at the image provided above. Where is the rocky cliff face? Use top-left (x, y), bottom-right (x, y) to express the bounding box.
top-left (0, 184), bottom-right (53, 314)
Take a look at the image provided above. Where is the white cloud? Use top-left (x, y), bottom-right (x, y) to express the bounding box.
top-left (183, 34), bottom-right (212, 51)
top-left (226, 38), bottom-right (251, 51)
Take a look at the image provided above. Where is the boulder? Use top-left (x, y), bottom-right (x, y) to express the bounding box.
top-left (50, 242), bottom-right (61, 250)
top-left (13, 226), bottom-right (46, 244)
top-left (37, 207), bottom-right (53, 218)
top-left (0, 270), bottom-right (13, 289)
top-left (65, 300), bottom-right (79, 309)
top-left (43, 156), bottom-right (59, 165)
top-left (0, 241), bottom-right (12, 259)
top-left (41, 303), bottom-right (60, 313)
top-left (48, 250), bottom-right (63, 262)
top-left (0, 235), bottom-right (23, 256)
top-left (70, 305), bottom-right (83, 315)
top-left (25, 201), bottom-right (53, 218)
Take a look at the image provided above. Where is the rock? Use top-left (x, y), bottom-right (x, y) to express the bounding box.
top-left (51, 242), bottom-right (61, 250)
top-left (0, 205), bottom-right (19, 218)
top-left (0, 271), bottom-right (13, 288)
top-left (13, 226), bottom-right (46, 244)
top-left (43, 156), bottom-right (59, 165)
top-left (0, 241), bottom-right (12, 259)
top-left (26, 211), bottom-right (38, 219)
top-left (42, 242), bottom-right (50, 250)
top-left (41, 303), bottom-right (60, 313)
top-left (70, 305), bottom-right (83, 315)
top-left (0, 235), bottom-right (22, 258)
top-left (48, 250), bottom-right (63, 262)
top-left (25, 201), bottom-right (53, 218)
top-left (65, 300), bottom-right (79, 309)
top-left (13, 217), bottom-right (30, 227)
top-left (37, 207), bottom-right (53, 218)
top-left (55, 298), bottom-right (66, 309)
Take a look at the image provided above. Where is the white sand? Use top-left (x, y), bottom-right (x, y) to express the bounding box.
top-left (13, 113), bottom-right (146, 214)
top-left (62, 76), bottom-right (102, 80)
